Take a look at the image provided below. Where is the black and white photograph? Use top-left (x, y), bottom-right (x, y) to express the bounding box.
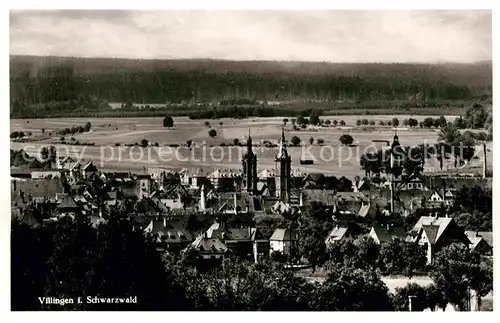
top-left (8, 8), bottom-right (494, 312)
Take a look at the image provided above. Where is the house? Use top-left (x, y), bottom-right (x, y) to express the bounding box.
top-left (465, 231), bottom-right (493, 256)
top-left (325, 226), bottom-right (357, 247)
top-left (160, 183), bottom-right (191, 210)
top-left (206, 224), bottom-right (254, 260)
top-left (31, 170), bottom-right (63, 179)
top-left (407, 216), bottom-right (469, 264)
top-left (11, 178), bottom-right (65, 205)
top-left (10, 167), bottom-right (33, 179)
top-left (81, 161), bottom-right (98, 179)
top-left (56, 156), bottom-right (76, 170)
top-left (426, 190), bottom-right (454, 208)
top-left (56, 195), bottom-right (81, 219)
top-left (191, 233), bottom-right (229, 262)
top-left (251, 228), bottom-right (271, 263)
top-left (369, 225), bottom-right (406, 244)
top-left (144, 217), bottom-right (192, 252)
top-left (136, 174), bottom-right (152, 199)
top-left (269, 228), bottom-right (299, 258)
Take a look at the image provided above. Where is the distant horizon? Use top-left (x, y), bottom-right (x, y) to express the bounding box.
top-left (10, 10), bottom-right (492, 63)
top-left (9, 54), bottom-right (493, 65)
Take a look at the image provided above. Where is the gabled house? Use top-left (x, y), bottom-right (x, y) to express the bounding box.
top-left (465, 231), bottom-right (493, 256)
top-left (160, 183), bottom-right (191, 210)
top-left (269, 228), bottom-right (299, 258)
top-left (81, 162), bottom-right (98, 179)
top-left (426, 190), bottom-right (454, 208)
top-left (206, 225), bottom-right (254, 260)
top-left (191, 233), bottom-right (230, 262)
top-left (144, 218), bottom-right (193, 252)
top-left (325, 226), bottom-right (357, 247)
top-left (407, 216), bottom-right (469, 264)
top-left (369, 225), bottom-right (406, 244)
top-left (56, 195), bottom-right (81, 219)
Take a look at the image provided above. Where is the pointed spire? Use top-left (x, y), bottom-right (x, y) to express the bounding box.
top-left (247, 127), bottom-right (252, 148)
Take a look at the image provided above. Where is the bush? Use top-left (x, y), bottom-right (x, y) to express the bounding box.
top-left (356, 120), bottom-right (362, 126)
top-left (339, 134), bottom-right (354, 146)
top-left (209, 129), bottom-right (217, 138)
top-left (316, 138), bottom-right (325, 145)
top-left (291, 135), bottom-right (301, 146)
top-left (163, 116), bottom-right (174, 128)
top-left (339, 120), bottom-right (346, 126)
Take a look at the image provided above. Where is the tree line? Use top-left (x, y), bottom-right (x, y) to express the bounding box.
top-left (11, 213), bottom-right (492, 311)
top-left (10, 56), bottom-right (491, 118)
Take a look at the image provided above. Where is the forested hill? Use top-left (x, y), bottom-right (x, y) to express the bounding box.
top-left (10, 55), bottom-right (492, 118)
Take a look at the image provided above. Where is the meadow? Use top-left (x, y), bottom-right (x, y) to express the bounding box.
top-left (11, 115), bottom-right (491, 177)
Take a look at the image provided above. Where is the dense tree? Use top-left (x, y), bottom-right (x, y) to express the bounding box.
top-left (208, 129), bottom-right (217, 138)
top-left (314, 266), bottom-right (393, 311)
top-left (408, 118), bottom-right (419, 127)
top-left (430, 243), bottom-right (492, 311)
top-left (163, 116), bottom-right (174, 128)
top-left (339, 120), bottom-right (346, 126)
top-left (290, 135), bottom-right (301, 146)
top-left (308, 137), bottom-right (314, 145)
top-left (391, 283), bottom-right (428, 311)
top-left (316, 138), bottom-right (324, 145)
top-left (422, 117), bottom-right (435, 128)
top-left (356, 119), bottom-right (362, 126)
top-left (464, 103), bottom-right (488, 129)
top-left (391, 117), bottom-right (400, 127)
top-left (339, 134), bottom-right (354, 146)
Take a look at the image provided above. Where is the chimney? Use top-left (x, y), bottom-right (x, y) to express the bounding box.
top-left (482, 142), bottom-right (487, 178)
top-left (233, 192), bottom-right (238, 213)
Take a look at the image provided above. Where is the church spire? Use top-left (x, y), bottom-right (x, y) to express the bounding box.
top-left (277, 126), bottom-right (288, 159)
top-left (247, 127), bottom-right (252, 149)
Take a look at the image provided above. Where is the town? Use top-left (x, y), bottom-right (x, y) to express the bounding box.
top-left (9, 9), bottom-right (493, 313)
top-left (11, 112), bottom-right (493, 311)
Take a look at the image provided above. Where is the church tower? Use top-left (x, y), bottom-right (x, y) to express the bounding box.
top-left (242, 129), bottom-right (258, 194)
top-left (389, 131), bottom-right (404, 213)
top-left (275, 127), bottom-right (291, 201)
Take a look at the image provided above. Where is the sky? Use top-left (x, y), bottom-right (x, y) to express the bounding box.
top-left (9, 10), bottom-right (492, 63)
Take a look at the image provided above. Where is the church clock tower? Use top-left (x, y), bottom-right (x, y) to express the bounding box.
top-left (242, 129), bottom-right (258, 194)
top-left (275, 128), bottom-right (292, 201)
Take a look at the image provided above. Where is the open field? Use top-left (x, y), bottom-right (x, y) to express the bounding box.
top-left (11, 115), bottom-right (492, 177)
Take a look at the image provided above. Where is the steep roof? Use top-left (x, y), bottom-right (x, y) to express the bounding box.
top-left (410, 216), bottom-right (456, 244)
top-left (422, 225), bottom-right (440, 244)
top-left (191, 235), bottom-right (228, 253)
top-left (13, 178), bottom-right (65, 200)
top-left (465, 231), bottom-right (493, 248)
top-left (57, 195), bottom-right (79, 210)
top-left (208, 228), bottom-right (252, 241)
top-left (371, 225), bottom-right (406, 243)
top-left (270, 228), bottom-right (298, 241)
top-left (325, 227), bottom-right (348, 244)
